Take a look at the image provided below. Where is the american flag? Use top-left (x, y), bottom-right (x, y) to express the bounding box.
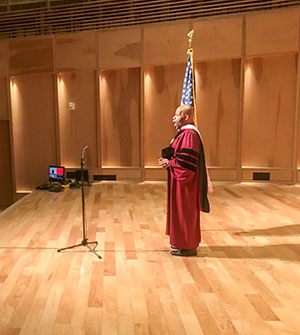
top-left (181, 50), bottom-right (194, 106)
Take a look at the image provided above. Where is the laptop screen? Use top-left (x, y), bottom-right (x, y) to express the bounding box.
top-left (49, 166), bottom-right (65, 183)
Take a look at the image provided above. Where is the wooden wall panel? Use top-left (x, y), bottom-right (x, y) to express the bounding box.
top-left (209, 168), bottom-right (238, 181)
top-left (246, 9), bottom-right (299, 56)
top-left (144, 64), bottom-right (185, 166)
top-left (144, 22), bottom-right (190, 66)
top-left (10, 73), bottom-right (57, 191)
top-left (0, 78), bottom-right (8, 119)
top-left (144, 167), bottom-right (165, 180)
top-left (195, 59), bottom-right (241, 167)
top-left (9, 37), bottom-right (54, 75)
top-left (0, 121), bottom-right (13, 206)
top-left (55, 31), bottom-right (97, 71)
top-left (100, 68), bottom-right (141, 167)
top-left (0, 39), bottom-right (9, 78)
top-left (58, 71), bottom-right (98, 168)
top-left (98, 28), bottom-right (141, 69)
top-left (298, 102), bottom-right (300, 168)
top-left (297, 80), bottom-right (300, 168)
top-left (193, 16), bottom-right (242, 60)
top-left (242, 54), bottom-right (297, 168)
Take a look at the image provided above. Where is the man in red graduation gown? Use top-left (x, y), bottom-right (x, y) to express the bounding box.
top-left (158, 104), bottom-right (213, 256)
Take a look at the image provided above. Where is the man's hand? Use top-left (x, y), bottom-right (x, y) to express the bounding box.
top-left (207, 180), bottom-right (214, 194)
top-left (158, 158), bottom-right (169, 169)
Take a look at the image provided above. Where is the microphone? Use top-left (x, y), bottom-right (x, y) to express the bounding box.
top-left (81, 145), bottom-right (88, 161)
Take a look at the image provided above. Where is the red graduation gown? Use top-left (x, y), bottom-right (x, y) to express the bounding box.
top-left (166, 128), bottom-right (209, 249)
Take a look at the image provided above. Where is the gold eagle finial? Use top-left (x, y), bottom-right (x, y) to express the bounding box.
top-left (187, 29), bottom-right (194, 48)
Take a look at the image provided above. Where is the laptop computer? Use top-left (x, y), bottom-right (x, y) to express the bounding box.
top-left (49, 165), bottom-right (65, 184)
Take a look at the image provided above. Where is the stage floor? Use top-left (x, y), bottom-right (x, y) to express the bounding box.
top-left (0, 182), bottom-right (299, 335)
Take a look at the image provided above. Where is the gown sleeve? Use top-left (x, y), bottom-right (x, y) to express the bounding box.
top-left (168, 131), bottom-right (200, 182)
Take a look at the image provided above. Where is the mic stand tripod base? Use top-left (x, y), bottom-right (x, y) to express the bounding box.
top-left (57, 239), bottom-right (102, 259)
top-left (57, 148), bottom-right (102, 260)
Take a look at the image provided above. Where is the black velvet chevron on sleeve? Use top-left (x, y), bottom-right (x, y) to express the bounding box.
top-left (175, 158), bottom-right (197, 173)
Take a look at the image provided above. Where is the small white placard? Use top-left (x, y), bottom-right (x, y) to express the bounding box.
top-left (68, 102), bottom-right (75, 110)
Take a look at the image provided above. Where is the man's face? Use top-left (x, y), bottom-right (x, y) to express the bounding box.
top-left (172, 107), bottom-right (185, 130)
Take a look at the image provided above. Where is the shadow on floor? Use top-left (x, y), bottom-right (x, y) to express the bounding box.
top-left (198, 243), bottom-right (300, 261)
top-left (235, 224), bottom-right (300, 236)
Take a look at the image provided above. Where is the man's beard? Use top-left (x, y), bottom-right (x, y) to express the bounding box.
top-left (174, 116), bottom-right (184, 130)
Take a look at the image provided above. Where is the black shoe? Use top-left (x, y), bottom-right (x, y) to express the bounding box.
top-left (170, 248), bottom-right (197, 257)
top-left (170, 245), bottom-right (177, 249)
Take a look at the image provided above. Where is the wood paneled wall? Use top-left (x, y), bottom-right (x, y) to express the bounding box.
top-left (0, 78), bottom-right (8, 119)
top-left (144, 64), bottom-right (185, 166)
top-left (245, 10), bottom-right (299, 56)
top-left (0, 39), bottom-right (9, 78)
top-left (1, 6), bottom-right (300, 204)
top-left (10, 73), bottom-right (57, 191)
top-left (58, 71), bottom-right (98, 168)
top-left (100, 68), bottom-right (141, 167)
top-left (193, 16), bottom-right (242, 60)
top-left (98, 28), bottom-right (141, 69)
top-left (0, 121), bottom-right (13, 207)
top-left (55, 32), bottom-right (97, 71)
top-left (9, 37), bottom-right (54, 75)
top-left (243, 55), bottom-right (297, 169)
top-left (195, 59), bottom-right (241, 168)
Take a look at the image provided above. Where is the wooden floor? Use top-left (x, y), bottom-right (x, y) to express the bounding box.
top-left (0, 182), bottom-right (300, 335)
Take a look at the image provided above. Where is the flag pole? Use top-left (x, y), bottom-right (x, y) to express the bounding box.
top-left (187, 29), bottom-right (198, 128)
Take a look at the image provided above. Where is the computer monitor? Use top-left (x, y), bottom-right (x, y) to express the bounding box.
top-left (49, 165), bottom-right (65, 183)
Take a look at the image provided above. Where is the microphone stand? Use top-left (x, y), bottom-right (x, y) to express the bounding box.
top-left (57, 146), bottom-right (101, 259)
